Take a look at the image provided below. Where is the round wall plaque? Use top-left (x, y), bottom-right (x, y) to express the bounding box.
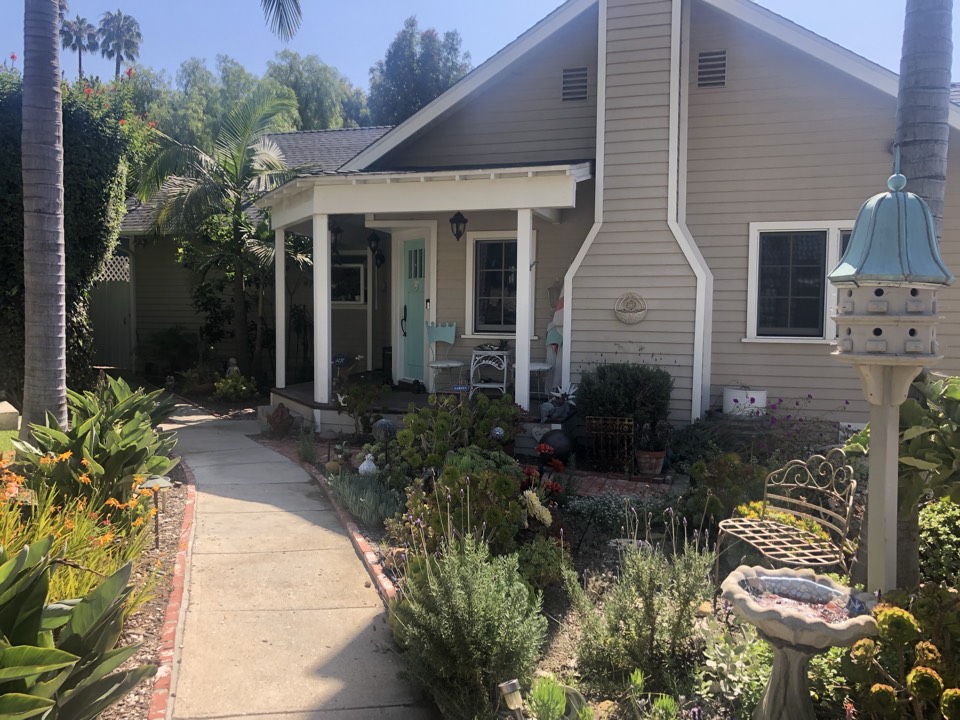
top-left (614, 293), bottom-right (648, 324)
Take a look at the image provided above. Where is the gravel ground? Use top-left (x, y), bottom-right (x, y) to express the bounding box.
top-left (100, 463), bottom-right (189, 720)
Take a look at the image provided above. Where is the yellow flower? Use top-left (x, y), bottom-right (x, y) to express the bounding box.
top-left (139, 489), bottom-right (153, 497)
top-left (133, 474), bottom-right (145, 484)
top-left (77, 473), bottom-right (92, 485)
top-left (148, 507), bottom-right (157, 517)
top-left (128, 497), bottom-right (138, 508)
top-left (58, 450), bottom-right (72, 461)
top-left (131, 517), bottom-right (144, 527)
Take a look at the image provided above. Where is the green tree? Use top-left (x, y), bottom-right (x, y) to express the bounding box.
top-left (266, 49), bottom-right (367, 129)
top-left (59, 14), bottom-right (98, 79)
top-left (893, 0), bottom-right (953, 588)
top-left (368, 16), bottom-right (470, 126)
top-left (19, 0), bottom-right (301, 433)
top-left (139, 89), bottom-right (296, 374)
top-left (98, 9), bottom-right (141, 80)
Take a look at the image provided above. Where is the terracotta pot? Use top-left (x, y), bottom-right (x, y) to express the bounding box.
top-left (635, 449), bottom-right (665, 475)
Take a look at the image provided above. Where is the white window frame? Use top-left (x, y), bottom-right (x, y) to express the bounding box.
top-left (745, 221), bottom-right (852, 343)
top-left (463, 230), bottom-right (538, 339)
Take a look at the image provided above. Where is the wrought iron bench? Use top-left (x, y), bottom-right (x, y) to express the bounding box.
top-left (715, 448), bottom-right (857, 576)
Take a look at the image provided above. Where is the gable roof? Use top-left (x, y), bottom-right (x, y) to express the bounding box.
top-left (340, 0), bottom-right (597, 173)
top-left (343, 0), bottom-right (960, 175)
top-left (702, 0), bottom-right (960, 130)
top-left (268, 126), bottom-right (393, 175)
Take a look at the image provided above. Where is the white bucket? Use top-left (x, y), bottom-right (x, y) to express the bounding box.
top-left (722, 387), bottom-right (768, 415)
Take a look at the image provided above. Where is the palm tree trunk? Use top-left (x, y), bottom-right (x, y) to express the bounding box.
top-left (78, 47), bottom-right (83, 78)
top-left (21, 0), bottom-right (68, 436)
top-left (894, 0), bottom-right (952, 587)
top-left (114, 54), bottom-right (120, 80)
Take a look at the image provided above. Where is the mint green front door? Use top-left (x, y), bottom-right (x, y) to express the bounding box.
top-left (402, 239), bottom-right (425, 382)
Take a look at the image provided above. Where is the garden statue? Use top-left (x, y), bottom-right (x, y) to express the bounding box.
top-left (225, 358), bottom-right (241, 377)
top-left (358, 453), bottom-right (378, 476)
top-left (164, 375), bottom-right (176, 393)
top-left (267, 403), bottom-right (294, 438)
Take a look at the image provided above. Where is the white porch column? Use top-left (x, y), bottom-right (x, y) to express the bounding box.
top-left (515, 208), bottom-right (534, 410)
top-left (313, 213), bottom-right (331, 404)
top-left (274, 227), bottom-right (286, 389)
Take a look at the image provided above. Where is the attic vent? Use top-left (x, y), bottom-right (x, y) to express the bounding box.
top-left (562, 66), bottom-right (588, 101)
top-left (697, 50), bottom-right (726, 88)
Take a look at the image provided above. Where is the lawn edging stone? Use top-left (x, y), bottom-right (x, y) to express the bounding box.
top-left (148, 460), bottom-right (197, 720)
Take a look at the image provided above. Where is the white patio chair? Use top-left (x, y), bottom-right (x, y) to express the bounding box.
top-left (426, 322), bottom-right (465, 392)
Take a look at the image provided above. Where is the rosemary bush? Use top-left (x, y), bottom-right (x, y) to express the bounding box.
top-left (392, 535), bottom-right (547, 720)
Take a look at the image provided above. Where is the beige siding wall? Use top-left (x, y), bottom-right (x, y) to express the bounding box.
top-left (133, 239), bottom-right (200, 345)
top-left (378, 6), bottom-right (598, 170)
top-left (686, 0), bottom-right (960, 423)
top-left (409, 181), bottom-right (596, 374)
top-left (572, 0), bottom-right (696, 422)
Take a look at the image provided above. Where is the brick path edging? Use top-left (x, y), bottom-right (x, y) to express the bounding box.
top-left (147, 460), bottom-right (197, 720)
top-left (298, 461), bottom-right (398, 604)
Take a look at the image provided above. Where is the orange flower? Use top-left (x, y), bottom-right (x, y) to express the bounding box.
top-left (39, 456), bottom-right (55, 466)
top-left (98, 531), bottom-right (115, 547)
top-left (57, 450), bottom-right (72, 461)
top-left (119, 118), bottom-right (126, 126)
top-left (64, 518), bottom-right (75, 530)
top-left (131, 517), bottom-right (144, 527)
top-left (77, 473), bottom-right (91, 485)
top-left (105, 497), bottom-right (121, 508)
top-left (80, 457), bottom-right (90, 467)
top-left (148, 121), bottom-right (156, 128)
top-left (148, 507), bottom-right (157, 517)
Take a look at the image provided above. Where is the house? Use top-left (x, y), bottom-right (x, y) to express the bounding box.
top-left (110, 0), bottom-right (960, 431)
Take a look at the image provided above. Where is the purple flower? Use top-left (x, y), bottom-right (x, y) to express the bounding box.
top-left (807, 393), bottom-right (813, 400)
top-left (749, 396), bottom-right (756, 404)
top-left (733, 398), bottom-right (739, 404)
top-left (785, 414), bottom-right (792, 420)
top-left (845, 400), bottom-right (850, 405)
top-left (770, 417), bottom-right (777, 425)
top-left (769, 403), bottom-right (778, 411)
top-left (796, 401), bottom-right (801, 407)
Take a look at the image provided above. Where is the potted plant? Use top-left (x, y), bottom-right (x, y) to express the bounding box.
top-left (636, 420), bottom-right (673, 476)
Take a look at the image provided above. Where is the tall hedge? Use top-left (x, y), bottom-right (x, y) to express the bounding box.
top-left (0, 76), bottom-right (127, 403)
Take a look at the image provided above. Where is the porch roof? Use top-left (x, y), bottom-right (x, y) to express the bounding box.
top-left (259, 161), bottom-right (593, 229)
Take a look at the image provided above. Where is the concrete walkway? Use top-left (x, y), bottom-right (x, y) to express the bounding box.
top-left (164, 406), bottom-right (436, 720)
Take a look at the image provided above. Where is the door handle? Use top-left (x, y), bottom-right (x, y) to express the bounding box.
top-left (401, 304), bottom-right (407, 337)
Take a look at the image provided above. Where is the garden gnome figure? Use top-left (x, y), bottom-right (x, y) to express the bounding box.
top-left (358, 453), bottom-right (378, 476)
top-left (226, 358), bottom-right (241, 377)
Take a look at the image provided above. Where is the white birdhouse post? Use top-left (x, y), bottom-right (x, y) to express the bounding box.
top-left (828, 161), bottom-right (954, 592)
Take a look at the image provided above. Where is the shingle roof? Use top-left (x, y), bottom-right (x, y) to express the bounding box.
top-left (121, 195), bottom-right (161, 235)
top-left (268, 126), bottom-right (393, 175)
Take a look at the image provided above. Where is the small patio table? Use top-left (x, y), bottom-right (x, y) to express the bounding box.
top-left (469, 348), bottom-right (512, 399)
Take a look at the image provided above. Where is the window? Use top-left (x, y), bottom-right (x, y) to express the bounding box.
top-left (331, 261), bottom-right (366, 305)
top-left (464, 231), bottom-right (537, 337)
top-left (747, 222), bottom-right (852, 341)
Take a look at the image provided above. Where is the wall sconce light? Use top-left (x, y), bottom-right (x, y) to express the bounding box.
top-left (367, 231), bottom-right (381, 254)
top-left (449, 211), bottom-right (468, 241)
top-left (497, 679), bottom-right (524, 720)
top-left (329, 221), bottom-right (344, 247)
top-left (374, 249), bottom-right (385, 269)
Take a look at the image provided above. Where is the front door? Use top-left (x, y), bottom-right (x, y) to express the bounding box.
top-left (401, 239), bottom-right (425, 382)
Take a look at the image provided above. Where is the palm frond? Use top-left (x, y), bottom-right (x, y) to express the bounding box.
top-left (261, 0), bottom-right (302, 42)
top-left (215, 90), bottom-right (297, 184)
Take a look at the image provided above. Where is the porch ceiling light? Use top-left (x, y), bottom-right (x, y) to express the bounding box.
top-left (449, 211), bottom-right (468, 241)
top-left (367, 231), bottom-right (381, 253)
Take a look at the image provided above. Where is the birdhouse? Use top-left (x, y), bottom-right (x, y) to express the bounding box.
top-left (829, 168), bottom-right (953, 368)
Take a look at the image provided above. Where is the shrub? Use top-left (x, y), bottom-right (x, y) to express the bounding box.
top-left (212, 374), bottom-right (258, 401)
top-left (392, 535), bottom-right (547, 720)
top-left (561, 492), bottom-right (673, 553)
top-left (529, 676), bottom-right (566, 720)
top-left (14, 386), bottom-right (179, 506)
top-left (567, 526), bottom-right (714, 688)
top-left (0, 78), bottom-right (128, 400)
top-left (0, 537), bottom-right (156, 718)
top-left (397, 393), bottom-right (523, 471)
top-left (325, 471), bottom-right (403, 530)
top-left (919, 497), bottom-right (960, 585)
top-left (683, 452), bottom-right (768, 524)
top-left (844, 595), bottom-right (960, 718)
top-left (387, 447), bottom-right (528, 554)
top-left (577, 363), bottom-right (673, 430)
top-left (696, 619), bottom-right (772, 717)
top-left (517, 534), bottom-right (571, 590)
top-left (336, 381), bottom-right (388, 439)
top-left (297, 424), bottom-right (317, 465)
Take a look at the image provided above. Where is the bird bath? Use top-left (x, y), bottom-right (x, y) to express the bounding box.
top-left (720, 566), bottom-right (877, 720)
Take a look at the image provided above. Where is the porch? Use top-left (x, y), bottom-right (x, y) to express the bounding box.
top-left (260, 163), bottom-right (594, 415)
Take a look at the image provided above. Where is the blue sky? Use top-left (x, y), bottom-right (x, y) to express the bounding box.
top-left (3, 1), bottom-right (958, 89)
